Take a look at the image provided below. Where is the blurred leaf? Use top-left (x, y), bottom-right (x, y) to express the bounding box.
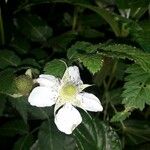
top-left (30, 48), bottom-right (47, 60)
top-left (16, 15), bottom-right (53, 42)
top-left (0, 95), bottom-right (6, 116)
top-left (44, 59), bottom-right (66, 78)
top-left (0, 68), bottom-right (15, 95)
top-left (131, 30), bottom-right (150, 52)
top-left (74, 112), bottom-right (122, 150)
top-left (28, 106), bottom-right (53, 120)
top-left (0, 50), bottom-right (21, 69)
top-left (21, 58), bottom-right (40, 68)
top-left (0, 120), bottom-right (29, 137)
top-left (79, 28), bottom-right (104, 38)
top-left (38, 121), bottom-right (76, 150)
top-left (48, 31), bottom-right (77, 52)
top-left (13, 135), bottom-right (33, 150)
top-left (11, 37), bottom-right (30, 54)
top-left (9, 97), bottom-right (28, 124)
top-left (124, 120), bottom-right (150, 145)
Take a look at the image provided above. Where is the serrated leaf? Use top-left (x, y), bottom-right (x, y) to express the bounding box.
top-left (78, 54), bottom-right (103, 74)
top-left (97, 43), bottom-right (150, 72)
top-left (16, 15), bottom-right (52, 42)
top-left (0, 120), bottom-right (29, 137)
top-left (0, 50), bottom-right (21, 69)
top-left (67, 42), bottom-right (103, 74)
top-left (111, 111), bottom-right (131, 122)
top-left (13, 135), bottom-right (33, 150)
top-left (44, 59), bottom-right (66, 78)
top-left (67, 41), bottom-right (92, 59)
top-left (122, 64), bottom-right (150, 110)
top-left (38, 121), bottom-right (76, 150)
top-left (74, 112), bottom-right (122, 150)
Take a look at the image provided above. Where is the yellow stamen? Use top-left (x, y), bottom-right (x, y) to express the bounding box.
top-left (60, 84), bottom-right (77, 102)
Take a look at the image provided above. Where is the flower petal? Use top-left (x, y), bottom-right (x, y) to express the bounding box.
top-left (61, 66), bottom-right (83, 85)
top-left (76, 92), bottom-right (103, 112)
top-left (54, 103), bottom-right (82, 134)
top-left (36, 74), bottom-right (60, 89)
top-left (28, 86), bottom-right (58, 107)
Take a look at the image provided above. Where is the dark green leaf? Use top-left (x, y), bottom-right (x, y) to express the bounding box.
top-left (124, 120), bottom-right (150, 145)
top-left (0, 50), bottom-right (21, 69)
top-left (11, 37), bottom-right (30, 54)
top-left (48, 31), bottom-right (77, 52)
top-left (9, 97), bottom-right (28, 124)
top-left (0, 95), bottom-right (6, 116)
top-left (0, 68), bottom-right (15, 95)
top-left (16, 15), bottom-right (53, 42)
top-left (38, 121), bottom-right (76, 150)
top-left (13, 135), bottom-right (33, 150)
top-left (0, 120), bottom-right (29, 137)
top-left (74, 112), bottom-right (122, 150)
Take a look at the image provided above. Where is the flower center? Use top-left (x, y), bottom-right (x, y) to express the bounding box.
top-left (60, 84), bottom-right (77, 101)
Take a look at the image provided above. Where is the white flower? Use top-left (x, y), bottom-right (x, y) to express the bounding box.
top-left (28, 66), bottom-right (103, 134)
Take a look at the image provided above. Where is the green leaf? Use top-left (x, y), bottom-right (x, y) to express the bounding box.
top-left (122, 64), bottom-right (150, 110)
top-left (75, 3), bottom-right (121, 36)
top-left (48, 31), bottom-right (77, 52)
top-left (28, 106), bottom-right (53, 120)
top-left (0, 120), bottom-right (29, 137)
top-left (11, 37), bottom-right (30, 54)
top-left (9, 97), bottom-right (28, 124)
top-left (111, 111), bottom-right (131, 122)
top-left (16, 15), bottom-right (53, 42)
top-left (0, 50), bottom-right (21, 69)
top-left (67, 42), bottom-right (103, 74)
top-left (44, 59), bottom-right (66, 78)
top-left (13, 135), bottom-right (33, 150)
top-left (0, 68), bottom-right (15, 95)
top-left (78, 53), bottom-right (103, 74)
top-left (124, 120), bottom-right (150, 145)
top-left (74, 112), bottom-right (122, 150)
top-left (38, 121), bottom-right (76, 150)
top-left (97, 43), bottom-right (150, 72)
top-left (21, 58), bottom-right (40, 68)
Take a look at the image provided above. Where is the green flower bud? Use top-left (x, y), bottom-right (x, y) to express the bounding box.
top-left (14, 75), bottom-right (33, 96)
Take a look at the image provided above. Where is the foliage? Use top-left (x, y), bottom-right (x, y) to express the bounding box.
top-left (0, 0), bottom-right (150, 149)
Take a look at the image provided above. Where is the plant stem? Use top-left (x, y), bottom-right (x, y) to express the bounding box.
top-left (72, 7), bottom-right (78, 31)
top-left (0, 7), bottom-right (5, 45)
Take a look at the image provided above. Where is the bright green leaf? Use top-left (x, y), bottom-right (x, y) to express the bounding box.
top-left (122, 64), bottom-right (150, 110)
top-left (44, 59), bottom-right (66, 78)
